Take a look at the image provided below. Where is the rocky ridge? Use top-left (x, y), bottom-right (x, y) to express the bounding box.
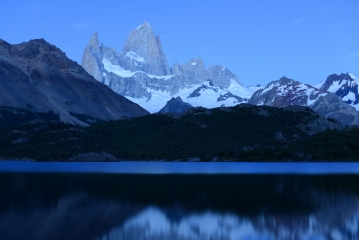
top-left (248, 77), bottom-right (359, 125)
top-left (82, 22), bottom-right (359, 126)
top-left (158, 96), bottom-right (193, 115)
top-left (0, 38), bottom-right (148, 126)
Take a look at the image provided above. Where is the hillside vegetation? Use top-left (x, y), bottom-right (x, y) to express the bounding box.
top-left (0, 104), bottom-right (358, 161)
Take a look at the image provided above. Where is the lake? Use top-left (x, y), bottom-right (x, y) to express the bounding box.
top-left (1, 161), bottom-right (359, 240)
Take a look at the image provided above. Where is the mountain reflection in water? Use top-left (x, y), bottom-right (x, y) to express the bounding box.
top-left (1, 173), bottom-right (359, 240)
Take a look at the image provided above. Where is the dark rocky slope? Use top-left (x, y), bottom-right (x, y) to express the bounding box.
top-left (0, 38), bottom-right (148, 127)
top-left (158, 96), bottom-right (193, 115)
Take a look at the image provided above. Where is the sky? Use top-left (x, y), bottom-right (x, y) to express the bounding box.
top-left (0, 0), bottom-right (358, 87)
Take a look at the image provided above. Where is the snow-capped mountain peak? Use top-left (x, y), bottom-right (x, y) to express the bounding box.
top-left (249, 77), bottom-right (327, 107)
top-left (82, 23), bottom-right (257, 113)
top-left (316, 72), bottom-right (359, 110)
top-left (248, 76), bottom-right (359, 125)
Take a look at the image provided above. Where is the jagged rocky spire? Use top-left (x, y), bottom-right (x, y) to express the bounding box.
top-left (81, 32), bottom-right (103, 82)
top-left (119, 21), bottom-right (171, 75)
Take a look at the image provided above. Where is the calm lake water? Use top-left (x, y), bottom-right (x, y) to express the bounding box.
top-left (1, 161), bottom-right (359, 174)
top-left (1, 161), bottom-right (359, 240)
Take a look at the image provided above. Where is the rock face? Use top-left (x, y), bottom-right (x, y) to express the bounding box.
top-left (248, 77), bottom-right (359, 125)
top-left (81, 22), bottom-right (260, 113)
top-left (158, 96), bottom-right (192, 115)
top-left (0, 38), bottom-right (148, 126)
top-left (81, 32), bottom-right (103, 82)
top-left (119, 22), bottom-right (171, 76)
top-left (316, 73), bottom-right (359, 111)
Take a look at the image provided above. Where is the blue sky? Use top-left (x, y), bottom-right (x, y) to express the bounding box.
top-left (1, 0), bottom-right (358, 86)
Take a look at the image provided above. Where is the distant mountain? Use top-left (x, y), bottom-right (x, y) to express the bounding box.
top-left (0, 38), bottom-right (148, 126)
top-left (248, 76), bottom-right (359, 125)
top-left (158, 96), bottom-right (192, 115)
top-left (315, 73), bottom-right (359, 111)
top-left (81, 22), bottom-right (260, 113)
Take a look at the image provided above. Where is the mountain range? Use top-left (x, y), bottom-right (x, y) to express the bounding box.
top-left (248, 76), bottom-right (359, 125)
top-left (81, 21), bottom-right (359, 126)
top-left (1, 24), bottom-right (359, 161)
top-left (0, 22), bottom-right (357, 129)
top-left (82, 22), bottom-right (261, 113)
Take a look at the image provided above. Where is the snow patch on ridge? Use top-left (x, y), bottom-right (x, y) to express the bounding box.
top-left (102, 58), bottom-right (174, 80)
top-left (125, 80), bottom-right (252, 113)
top-left (126, 90), bottom-right (173, 114)
top-left (327, 80), bottom-right (343, 93)
top-left (307, 93), bottom-right (327, 106)
top-left (126, 84), bottom-right (203, 113)
top-left (353, 105), bottom-right (359, 111)
top-left (103, 60), bottom-right (259, 113)
top-left (227, 79), bottom-right (261, 99)
top-left (183, 88), bottom-right (233, 109)
top-left (174, 80), bottom-right (249, 109)
top-left (343, 92), bottom-right (356, 102)
top-left (147, 73), bottom-right (174, 80)
top-left (314, 81), bottom-right (324, 89)
top-left (342, 92), bottom-right (359, 110)
top-left (125, 51), bottom-right (146, 63)
top-left (258, 80), bottom-right (328, 107)
top-left (102, 58), bottom-right (135, 78)
top-left (261, 82), bottom-right (280, 95)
